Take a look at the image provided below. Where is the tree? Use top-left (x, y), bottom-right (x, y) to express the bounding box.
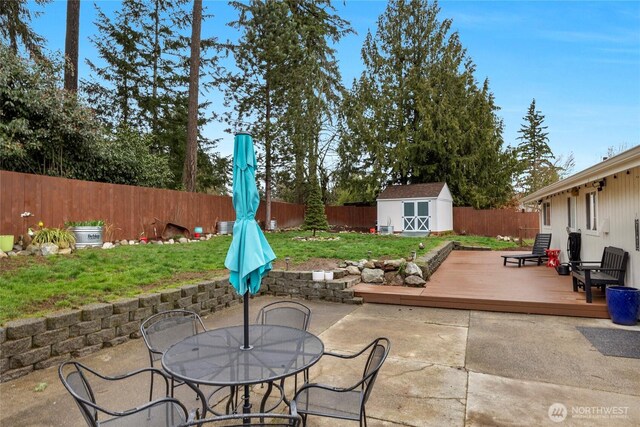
top-left (64, 0), bottom-right (80, 92)
top-left (516, 99), bottom-right (555, 194)
top-left (302, 176), bottom-right (329, 236)
top-left (226, 0), bottom-right (350, 220)
top-left (183, 0), bottom-right (202, 192)
top-left (0, 0), bottom-right (49, 61)
top-left (0, 46), bottom-right (172, 187)
top-left (337, 0), bottom-right (514, 208)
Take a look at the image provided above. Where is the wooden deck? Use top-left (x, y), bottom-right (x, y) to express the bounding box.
top-left (353, 250), bottom-right (609, 318)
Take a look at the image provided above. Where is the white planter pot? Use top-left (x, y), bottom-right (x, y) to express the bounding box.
top-left (312, 271), bottom-right (325, 281)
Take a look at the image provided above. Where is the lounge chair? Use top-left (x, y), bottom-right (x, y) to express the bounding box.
top-left (501, 233), bottom-right (552, 267)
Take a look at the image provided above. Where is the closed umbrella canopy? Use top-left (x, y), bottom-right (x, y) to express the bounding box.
top-left (224, 133), bottom-right (276, 296)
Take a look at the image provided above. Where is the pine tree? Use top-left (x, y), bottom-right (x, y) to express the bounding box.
top-left (0, 0), bottom-right (49, 61)
top-left (302, 177), bottom-right (329, 236)
top-left (516, 99), bottom-right (555, 194)
top-left (337, 0), bottom-right (515, 208)
top-left (227, 0), bottom-right (350, 216)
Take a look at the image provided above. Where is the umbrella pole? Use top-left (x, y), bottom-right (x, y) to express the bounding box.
top-left (242, 287), bottom-right (252, 418)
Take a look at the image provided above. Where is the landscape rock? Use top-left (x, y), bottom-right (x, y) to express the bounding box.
top-left (140, 240), bottom-right (147, 245)
top-left (363, 261), bottom-right (375, 269)
top-left (58, 248), bottom-right (72, 255)
top-left (384, 271), bottom-right (404, 286)
top-left (129, 240), bottom-right (136, 245)
top-left (26, 244), bottom-right (40, 254)
top-left (404, 262), bottom-right (423, 278)
top-left (40, 243), bottom-right (59, 256)
top-left (8, 251), bottom-right (17, 257)
top-left (120, 240), bottom-right (128, 245)
top-left (0, 251), bottom-right (7, 258)
top-left (17, 250), bottom-right (32, 256)
top-left (178, 237), bottom-right (188, 244)
top-left (346, 266), bottom-right (361, 276)
top-left (168, 239), bottom-right (175, 244)
top-left (155, 240), bottom-right (164, 245)
top-left (338, 262), bottom-right (347, 268)
top-left (361, 268), bottom-right (384, 283)
top-left (383, 259), bottom-right (403, 271)
top-left (13, 245), bottom-right (23, 252)
top-left (404, 275), bottom-right (427, 287)
top-left (102, 242), bottom-right (115, 249)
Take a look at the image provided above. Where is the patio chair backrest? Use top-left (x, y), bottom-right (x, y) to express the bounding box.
top-left (256, 301), bottom-right (311, 331)
top-left (532, 233), bottom-right (552, 256)
top-left (361, 338), bottom-right (391, 405)
top-left (601, 246), bottom-right (629, 281)
top-left (141, 310), bottom-right (206, 361)
top-left (60, 362), bottom-right (99, 427)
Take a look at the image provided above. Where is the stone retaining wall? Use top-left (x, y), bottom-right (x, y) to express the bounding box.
top-left (0, 271), bottom-right (361, 382)
top-left (416, 241), bottom-right (455, 279)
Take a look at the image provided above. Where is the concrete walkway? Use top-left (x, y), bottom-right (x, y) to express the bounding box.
top-left (1, 297), bottom-right (639, 426)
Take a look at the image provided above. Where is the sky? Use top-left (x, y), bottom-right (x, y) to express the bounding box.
top-left (28, 0), bottom-right (640, 174)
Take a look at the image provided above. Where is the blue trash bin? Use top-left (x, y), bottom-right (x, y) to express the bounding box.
top-left (606, 286), bottom-right (640, 326)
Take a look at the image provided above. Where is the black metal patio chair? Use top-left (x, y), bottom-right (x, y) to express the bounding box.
top-left (178, 402), bottom-right (301, 426)
top-left (140, 309), bottom-right (208, 400)
top-left (255, 300), bottom-right (312, 403)
top-left (59, 360), bottom-right (193, 427)
top-left (292, 337), bottom-right (391, 427)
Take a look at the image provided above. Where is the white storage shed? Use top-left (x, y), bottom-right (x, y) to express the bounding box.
top-left (376, 182), bottom-right (453, 234)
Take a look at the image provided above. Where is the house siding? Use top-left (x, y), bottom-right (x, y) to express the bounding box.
top-left (540, 164), bottom-right (639, 288)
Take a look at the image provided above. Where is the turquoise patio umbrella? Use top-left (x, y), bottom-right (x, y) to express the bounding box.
top-left (224, 132), bottom-right (276, 340)
top-left (224, 132), bottom-right (276, 415)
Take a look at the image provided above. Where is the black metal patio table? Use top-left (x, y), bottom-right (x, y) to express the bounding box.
top-left (161, 324), bottom-right (324, 417)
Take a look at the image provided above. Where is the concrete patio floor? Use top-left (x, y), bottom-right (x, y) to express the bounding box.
top-left (1, 296), bottom-right (639, 426)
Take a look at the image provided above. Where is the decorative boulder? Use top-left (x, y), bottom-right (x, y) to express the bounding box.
top-left (346, 265), bottom-right (361, 276)
top-left (40, 243), bottom-right (59, 256)
top-left (404, 275), bottom-right (427, 287)
top-left (178, 237), bottom-right (188, 244)
top-left (383, 259), bottom-right (403, 271)
top-left (384, 271), bottom-right (405, 286)
top-left (404, 262), bottom-right (423, 278)
top-left (102, 242), bottom-right (115, 249)
top-left (361, 268), bottom-right (384, 283)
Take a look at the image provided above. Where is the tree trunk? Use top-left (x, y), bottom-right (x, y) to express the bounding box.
top-left (64, 0), bottom-right (80, 93)
top-left (183, 0), bottom-right (202, 192)
top-left (264, 77), bottom-right (272, 229)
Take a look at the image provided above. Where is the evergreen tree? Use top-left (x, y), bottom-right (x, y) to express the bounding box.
top-left (337, 0), bottom-right (515, 208)
top-left (302, 177), bottom-right (329, 236)
top-left (516, 99), bottom-right (555, 194)
top-left (226, 0), bottom-right (350, 216)
top-left (0, 0), bottom-right (49, 61)
top-left (183, 0), bottom-right (202, 192)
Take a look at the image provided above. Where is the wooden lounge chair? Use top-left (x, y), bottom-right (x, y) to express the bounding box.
top-left (572, 246), bottom-right (629, 303)
top-left (501, 233), bottom-right (552, 267)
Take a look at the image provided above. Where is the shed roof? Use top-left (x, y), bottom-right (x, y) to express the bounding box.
top-left (377, 183), bottom-right (446, 200)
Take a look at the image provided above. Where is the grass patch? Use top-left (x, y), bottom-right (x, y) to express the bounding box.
top-left (0, 232), bottom-right (519, 324)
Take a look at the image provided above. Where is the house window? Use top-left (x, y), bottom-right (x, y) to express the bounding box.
top-left (586, 191), bottom-right (597, 231)
top-left (542, 202), bottom-right (551, 226)
top-left (567, 197), bottom-right (577, 229)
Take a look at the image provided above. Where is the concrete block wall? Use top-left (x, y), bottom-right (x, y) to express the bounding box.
top-left (416, 241), bottom-right (455, 279)
top-left (0, 271), bottom-right (362, 382)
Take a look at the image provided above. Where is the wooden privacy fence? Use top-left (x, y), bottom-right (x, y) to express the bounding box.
top-left (1, 171), bottom-right (535, 241)
top-left (0, 171), bottom-right (376, 241)
top-left (453, 207), bottom-right (539, 240)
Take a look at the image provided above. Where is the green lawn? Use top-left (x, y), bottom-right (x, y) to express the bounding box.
top-left (0, 232), bottom-right (520, 324)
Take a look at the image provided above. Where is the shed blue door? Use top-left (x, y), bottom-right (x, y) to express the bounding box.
top-left (403, 201), bottom-right (430, 231)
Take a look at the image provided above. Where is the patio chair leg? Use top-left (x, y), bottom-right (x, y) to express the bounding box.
top-left (572, 277), bottom-right (578, 292)
top-left (585, 270), bottom-right (593, 303)
top-left (149, 371), bottom-right (154, 401)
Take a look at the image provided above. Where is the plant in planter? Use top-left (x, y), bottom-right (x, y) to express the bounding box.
top-left (65, 220), bottom-right (105, 248)
top-left (31, 224), bottom-right (76, 249)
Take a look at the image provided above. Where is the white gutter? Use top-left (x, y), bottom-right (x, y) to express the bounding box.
top-left (521, 145), bottom-right (640, 204)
